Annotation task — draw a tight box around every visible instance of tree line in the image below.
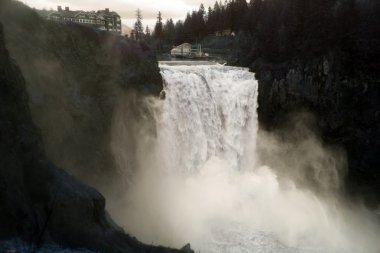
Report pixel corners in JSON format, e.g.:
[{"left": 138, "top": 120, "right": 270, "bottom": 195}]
[{"left": 132, "top": 0, "right": 379, "bottom": 74}]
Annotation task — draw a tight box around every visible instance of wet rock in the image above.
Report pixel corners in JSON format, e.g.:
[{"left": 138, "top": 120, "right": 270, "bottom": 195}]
[{"left": 160, "top": 90, "right": 167, "bottom": 100}]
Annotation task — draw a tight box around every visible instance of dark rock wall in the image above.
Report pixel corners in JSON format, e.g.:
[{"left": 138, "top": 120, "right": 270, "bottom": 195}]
[
  {"left": 0, "top": 0, "right": 162, "bottom": 190},
  {"left": 0, "top": 21, "right": 47, "bottom": 241},
  {"left": 255, "top": 56, "right": 380, "bottom": 206},
  {"left": 0, "top": 1, "right": 193, "bottom": 252},
  {"left": 0, "top": 14, "right": 188, "bottom": 253}
]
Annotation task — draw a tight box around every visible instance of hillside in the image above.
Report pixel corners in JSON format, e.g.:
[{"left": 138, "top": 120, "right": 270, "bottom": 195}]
[
  {"left": 0, "top": 0, "right": 161, "bottom": 192},
  {"left": 0, "top": 0, "right": 191, "bottom": 252}
]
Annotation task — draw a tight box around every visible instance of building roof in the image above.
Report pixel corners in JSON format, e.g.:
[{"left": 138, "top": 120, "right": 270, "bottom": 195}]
[
  {"left": 174, "top": 43, "right": 192, "bottom": 48},
  {"left": 97, "top": 10, "right": 120, "bottom": 17},
  {"left": 48, "top": 7, "right": 120, "bottom": 20}
]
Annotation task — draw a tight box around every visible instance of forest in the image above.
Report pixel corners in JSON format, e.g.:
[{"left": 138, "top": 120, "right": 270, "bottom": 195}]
[{"left": 132, "top": 0, "right": 379, "bottom": 77}]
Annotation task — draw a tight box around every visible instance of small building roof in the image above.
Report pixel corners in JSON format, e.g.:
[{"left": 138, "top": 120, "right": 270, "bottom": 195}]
[{"left": 173, "top": 43, "right": 192, "bottom": 48}]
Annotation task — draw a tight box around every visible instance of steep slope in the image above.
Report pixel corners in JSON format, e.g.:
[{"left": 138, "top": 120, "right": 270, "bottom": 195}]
[
  {"left": 0, "top": 20, "right": 189, "bottom": 253},
  {"left": 0, "top": 0, "right": 161, "bottom": 191}
]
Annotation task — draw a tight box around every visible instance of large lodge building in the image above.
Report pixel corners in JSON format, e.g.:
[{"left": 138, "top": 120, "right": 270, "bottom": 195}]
[{"left": 38, "top": 6, "right": 122, "bottom": 34}]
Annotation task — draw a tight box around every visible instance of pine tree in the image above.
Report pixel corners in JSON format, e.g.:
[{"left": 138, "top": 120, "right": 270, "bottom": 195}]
[
  {"left": 154, "top": 12, "right": 164, "bottom": 51},
  {"left": 197, "top": 4, "right": 206, "bottom": 38},
  {"left": 163, "top": 18, "right": 175, "bottom": 45},
  {"left": 145, "top": 26, "right": 151, "bottom": 39},
  {"left": 154, "top": 11, "right": 163, "bottom": 40},
  {"left": 133, "top": 9, "right": 144, "bottom": 40},
  {"left": 174, "top": 20, "right": 185, "bottom": 45}
]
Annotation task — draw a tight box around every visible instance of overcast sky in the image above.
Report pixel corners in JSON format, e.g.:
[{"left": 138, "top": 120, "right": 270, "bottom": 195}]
[{"left": 21, "top": 0, "right": 218, "bottom": 28}]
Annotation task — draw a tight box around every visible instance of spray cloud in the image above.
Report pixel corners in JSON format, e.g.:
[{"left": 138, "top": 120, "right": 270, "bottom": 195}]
[{"left": 109, "top": 62, "right": 380, "bottom": 253}]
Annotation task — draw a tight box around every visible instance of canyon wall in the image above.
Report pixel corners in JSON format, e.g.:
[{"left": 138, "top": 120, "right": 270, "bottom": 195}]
[{"left": 254, "top": 56, "right": 380, "bottom": 206}]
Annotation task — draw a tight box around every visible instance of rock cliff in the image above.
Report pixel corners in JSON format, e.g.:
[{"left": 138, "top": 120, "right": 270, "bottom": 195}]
[
  {"left": 0, "top": 0, "right": 161, "bottom": 191},
  {"left": 254, "top": 55, "right": 380, "bottom": 206},
  {"left": 0, "top": 16, "right": 188, "bottom": 253},
  {"left": 0, "top": 1, "right": 192, "bottom": 252}
]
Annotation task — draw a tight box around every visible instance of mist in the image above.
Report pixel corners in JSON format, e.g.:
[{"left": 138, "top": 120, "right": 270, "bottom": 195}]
[{"left": 108, "top": 63, "right": 380, "bottom": 253}]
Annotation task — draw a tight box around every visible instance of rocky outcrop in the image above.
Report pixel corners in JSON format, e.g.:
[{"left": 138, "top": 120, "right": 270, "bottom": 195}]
[
  {"left": 0, "top": 20, "right": 190, "bottom": 253},
  {"left": 254, "top": 55, "right": 380, "bottom": 206},
  {"left": 0, "top": 0, "right": 162, "bottom": 191}
]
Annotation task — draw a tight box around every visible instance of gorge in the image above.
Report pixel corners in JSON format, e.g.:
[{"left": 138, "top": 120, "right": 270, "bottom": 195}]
[{"left": 0, "top": 0, "right": 380, "bottom": 252}]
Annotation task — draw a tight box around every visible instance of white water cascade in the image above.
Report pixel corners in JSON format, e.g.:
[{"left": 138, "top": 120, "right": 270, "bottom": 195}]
[
  {"left": 159, "top": 62, "right": 258, "bottom": 174},
  {"left": 120, "top": 61, "right": 380, "bottom": 253}
]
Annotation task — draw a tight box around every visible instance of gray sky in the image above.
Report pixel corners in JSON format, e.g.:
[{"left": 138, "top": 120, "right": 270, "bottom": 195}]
[{"left": 21, "top": 0, "right": 218, "bottom": 28}]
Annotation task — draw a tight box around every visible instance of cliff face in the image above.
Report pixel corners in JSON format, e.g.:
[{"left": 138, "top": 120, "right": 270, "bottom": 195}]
[
  {"left": 0, "top": 1, "right": 193, "bottom": 252},
  {"left": 255, "top": 55, "right": 380, "bottom": 206},
  {"left": 0, "top": 0, "right": 162, "bottom": 190},
  {"left": 0, "top": 11, "right": 188, "bottom": 253}
]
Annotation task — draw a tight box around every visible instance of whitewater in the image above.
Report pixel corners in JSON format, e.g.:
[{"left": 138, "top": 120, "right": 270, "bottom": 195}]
[{"left": 118, "top": 61, "right": 380, "bottom": 253}]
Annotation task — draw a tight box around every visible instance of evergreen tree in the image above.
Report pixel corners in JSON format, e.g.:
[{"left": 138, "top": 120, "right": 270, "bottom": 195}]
[
  {"left": 154, "top": 11, "right": 163, "bottom": 40},
  {"left": 145, "top": 26, "right": 151, "bottom": 39},
  {"left": 197, "top": 4, "right": 207, "bottom": 38},
  {"left": 213, "top": 1, "right": 222, "bottom": 31},
  {"left": 153, "top": 11, "right": 164, "bottom": 51},
  {"left": 206, "top": 6, "right": 214, "bottom": 33},
  {"left": 133, "top": 9, "right": 144, "bottom": 40},
  {"left": 183, "top": 12, "right": 193, "bottom": 42},
  {"left": 174, "top": 20, "right": 185, "bottom": 44},
  {"left": 163, "top": 18, "right": 175, "bottom": 45}
]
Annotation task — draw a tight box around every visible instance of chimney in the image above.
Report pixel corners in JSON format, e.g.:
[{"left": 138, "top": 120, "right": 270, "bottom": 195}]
[
  {"left": 65, "top": 6, "right": 69, "bottom": 11},
  {"left": 57, "top": 6, "right": 62, "bottom": 12},
  {"left": 105, "top": 8, "right": 109, "bottom": 13}
]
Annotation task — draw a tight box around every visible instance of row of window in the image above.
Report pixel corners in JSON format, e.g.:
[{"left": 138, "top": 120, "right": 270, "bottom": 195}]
[
  {"left": 49, "top": 16, "right": 121, "bottom": 31},
  {"left": 61, "top": 17, "right": 104, "bottom": 24},
  {"left": 52, "top": 16, "right": 121, "bottom": 24}
]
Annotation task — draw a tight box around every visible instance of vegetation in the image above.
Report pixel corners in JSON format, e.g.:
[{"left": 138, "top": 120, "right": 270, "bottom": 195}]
[
  {"left": 133, "top": 9, "right": 144, "bottom": 40},
  {"left": 128, "top": 0, "right": 379, "bottom": 76}
]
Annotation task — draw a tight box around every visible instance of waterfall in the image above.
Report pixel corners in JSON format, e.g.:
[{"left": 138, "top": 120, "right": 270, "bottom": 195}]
[
  {"left": 118, "top": 61, "right": 380, "bottom": 253},
  {"left": 158, "top": 62, "right": 258, "bottom": 174}
]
